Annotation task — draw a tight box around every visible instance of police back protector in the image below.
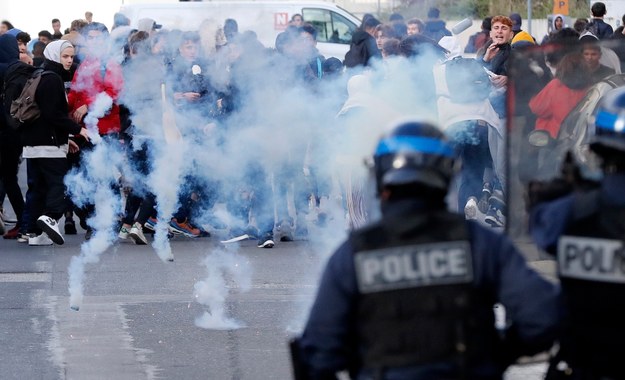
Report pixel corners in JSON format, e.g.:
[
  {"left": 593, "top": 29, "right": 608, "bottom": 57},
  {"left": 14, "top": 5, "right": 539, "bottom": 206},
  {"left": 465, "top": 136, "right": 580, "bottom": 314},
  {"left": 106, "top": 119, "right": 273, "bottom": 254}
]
[
  {"left": 556, "top": 191, "right": 625, "bottom": 377},
  {"left": 350, "top": 211, "right": 497, "bottom": 371}
]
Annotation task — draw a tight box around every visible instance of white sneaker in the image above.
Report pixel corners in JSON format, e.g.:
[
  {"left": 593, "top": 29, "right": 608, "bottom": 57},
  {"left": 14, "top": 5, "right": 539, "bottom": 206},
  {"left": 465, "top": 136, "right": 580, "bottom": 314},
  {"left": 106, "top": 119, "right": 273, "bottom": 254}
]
[
  {"left": 129, "top": 222, "right": 148, "bottom": 245},
  {"left": 464, "top": 196, "right": 478, "bottom": 220},
  {"left": 18, "top": 233, "right": 36, "bottom": 243},
  {"left": 29, "top": 233, "right": 53, "bottom": 246},
  {"left": 36, "top": 216, "right": 64, "bottom": 245},
  {"left": 118, "top": 225, "right": 130, "bottom": 240}
]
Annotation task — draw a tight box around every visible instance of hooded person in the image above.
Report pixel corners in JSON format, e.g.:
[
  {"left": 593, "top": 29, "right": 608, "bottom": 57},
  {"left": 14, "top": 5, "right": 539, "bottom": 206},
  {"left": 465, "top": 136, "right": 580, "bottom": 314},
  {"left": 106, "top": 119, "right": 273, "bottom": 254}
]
[
  {"left": 0, "top": 33, "right": 27, "bottom": 239},
  {"left": 344, "top": 16, "right": 382, "bottom": 69},
  {"left": 19, "top": 40, "right": 89, "bottom": 246},
  {"left": 542, "top": 14, "right": 565, "bottom": 44}
]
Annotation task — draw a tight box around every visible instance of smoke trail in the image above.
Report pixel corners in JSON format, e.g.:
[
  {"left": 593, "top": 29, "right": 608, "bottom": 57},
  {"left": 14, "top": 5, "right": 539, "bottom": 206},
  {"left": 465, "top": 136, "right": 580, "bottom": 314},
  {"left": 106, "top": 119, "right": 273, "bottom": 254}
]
[
  {"left": 194, "top": 248, "right": 252, "bottom": 330},
  {"left": 65, "top": 139, "right": 125, "bottom": 311},
  {"left": 82, "top": 92, "right": 114, "bottom": 145},
  {"left": 146, "top": 139, "right": 186, "bottom": 262}
]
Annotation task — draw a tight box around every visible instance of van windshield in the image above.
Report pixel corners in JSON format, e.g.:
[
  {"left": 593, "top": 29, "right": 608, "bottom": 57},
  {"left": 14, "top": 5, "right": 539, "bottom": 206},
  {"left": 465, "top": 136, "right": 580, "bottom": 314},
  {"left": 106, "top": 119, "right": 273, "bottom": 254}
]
[{"left": 302, "top": 8, "right": 355, "bottom": 44}]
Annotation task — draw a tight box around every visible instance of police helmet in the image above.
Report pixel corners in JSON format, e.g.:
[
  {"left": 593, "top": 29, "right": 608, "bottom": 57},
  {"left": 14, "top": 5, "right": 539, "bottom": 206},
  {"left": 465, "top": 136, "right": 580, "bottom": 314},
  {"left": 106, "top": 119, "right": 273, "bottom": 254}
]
[
  {"left": 373, "top": 120, "right": 456, "bottom": 194},
  {"left": 592, "top": 87, "right": 625, "bottom": 155}
]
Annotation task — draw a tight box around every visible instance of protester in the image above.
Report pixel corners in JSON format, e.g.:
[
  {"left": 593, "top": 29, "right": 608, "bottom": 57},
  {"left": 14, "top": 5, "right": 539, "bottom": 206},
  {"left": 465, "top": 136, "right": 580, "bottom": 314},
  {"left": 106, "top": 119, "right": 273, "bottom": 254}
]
[
  {"left": 20, "top": 40, "right": 89, "bottom": 245},
  {"left": 421, "top": 7, "right": 451, "bottom": 42}
]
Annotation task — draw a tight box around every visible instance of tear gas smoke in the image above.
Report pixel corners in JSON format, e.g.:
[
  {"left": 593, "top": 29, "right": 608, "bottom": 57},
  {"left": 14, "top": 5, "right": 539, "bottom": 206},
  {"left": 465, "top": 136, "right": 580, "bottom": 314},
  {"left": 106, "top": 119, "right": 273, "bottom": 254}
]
[
  {"left": 194, "top": 248, "right": 252, "bottom": 330},
  {"left": 83, "top": 93, "right": 113, "bottom": 145},
  {"left": 62, "top": 25, "right": 507, "bottom": 323},
  {"left": 65, "top": 139, "right": 126, "bottom": 311}
]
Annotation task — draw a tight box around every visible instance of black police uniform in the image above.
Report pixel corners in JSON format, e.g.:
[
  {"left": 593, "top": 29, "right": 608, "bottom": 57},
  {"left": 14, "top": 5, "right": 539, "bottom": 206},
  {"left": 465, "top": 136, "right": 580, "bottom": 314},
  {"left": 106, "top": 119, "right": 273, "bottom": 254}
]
[
  {"left": 535, "top": 187, "right": 625, "bottom": 380},
  {"left": 299, "top": 199, "right": 560, "bottom": 380}
]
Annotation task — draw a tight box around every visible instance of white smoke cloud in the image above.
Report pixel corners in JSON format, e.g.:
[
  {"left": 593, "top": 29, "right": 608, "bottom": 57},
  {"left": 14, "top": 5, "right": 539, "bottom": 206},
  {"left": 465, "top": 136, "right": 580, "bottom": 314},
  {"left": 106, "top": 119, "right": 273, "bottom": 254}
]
[
  {"left": 65, "top": 139, "right": 126, "bottom": 311},
  {"left": 194, "top": 248, "right": 252, "bottom": 330},
  {"left": 62, "top": 25, "right": 508, "bottom": 321}
]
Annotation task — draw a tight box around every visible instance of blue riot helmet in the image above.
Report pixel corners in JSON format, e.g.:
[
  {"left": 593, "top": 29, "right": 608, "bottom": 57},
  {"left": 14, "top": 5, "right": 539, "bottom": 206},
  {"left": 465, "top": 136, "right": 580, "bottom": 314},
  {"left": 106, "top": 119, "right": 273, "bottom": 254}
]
[
  {"left": 373, "top": 120, "right": 457, "bottom": 195},
  {"left": 592, "top": 87, "right": 625, "bottom": 165}
]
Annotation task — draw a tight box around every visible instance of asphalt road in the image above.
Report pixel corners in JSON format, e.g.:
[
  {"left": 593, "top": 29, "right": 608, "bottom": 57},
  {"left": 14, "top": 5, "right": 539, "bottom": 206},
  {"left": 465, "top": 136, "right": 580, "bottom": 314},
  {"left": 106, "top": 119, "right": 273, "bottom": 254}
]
[{"left": 0, "top": 219, "right": 551, "bottom": 380}]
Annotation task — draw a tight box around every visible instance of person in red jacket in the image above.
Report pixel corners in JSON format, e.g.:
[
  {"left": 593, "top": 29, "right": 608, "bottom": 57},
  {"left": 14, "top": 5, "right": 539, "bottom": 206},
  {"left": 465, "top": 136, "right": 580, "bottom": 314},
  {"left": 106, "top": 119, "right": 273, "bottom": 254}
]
[
  {"left": 68, "top": 22, "right": 123, "bottom": 137},
  {"left": 530, "top": 52, "right": 591, "bottom": 140},
  {"left": 66, "top": 22, "right": 124, "bottom": 239},
  {"left": 529, "top": 52, "right": 592, "bottom": 177}
]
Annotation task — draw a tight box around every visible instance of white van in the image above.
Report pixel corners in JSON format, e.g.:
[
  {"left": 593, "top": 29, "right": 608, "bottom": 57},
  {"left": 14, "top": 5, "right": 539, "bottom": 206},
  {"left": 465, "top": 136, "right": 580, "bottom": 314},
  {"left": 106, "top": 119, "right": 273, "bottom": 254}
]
[{"left": 119, "top": 1, "right": 361, "bottom": 59}]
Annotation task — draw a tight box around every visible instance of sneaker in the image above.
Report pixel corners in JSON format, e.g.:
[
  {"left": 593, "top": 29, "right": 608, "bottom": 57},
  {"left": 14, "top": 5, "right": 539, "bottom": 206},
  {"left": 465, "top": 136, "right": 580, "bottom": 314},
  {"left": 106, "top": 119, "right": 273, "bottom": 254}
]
[
  {"left": 257, "top": 233, "right": 275, "bottom": 248},
  {"left": 189, "top": 220, "right": 210, "bottom": 237},
  {"left": 65, "top": 219, "right": 77, "bottom": 235},
  {"left": 3, "top": 225, "right": 20, "bottom": 239},
  {"left": 118, "top": 225, "right": 131, "bottom": 240},
  {"left": 144, "top": 217, "right": 158, "bottom": 231},
  {"left": 29, "top": 233, "right": 53, "bottom": 246},
  {"left": 168, "top": 218, "right": 200, "bottom": 238},
  {"left": 18, "top": 233, "right": 36, "bottom": 243},
  {"left": 484, "top": 207, "right": 505, "bottom": 227},
  {"left": 464, "top": 196, "right": 478, "bottom": 220},
  {"left": 36, "top": 216, "right": 64, "bottom": 245},
  {"left": 85, "top": 229, "right": 93, "bottom": 241},
  {"left": 129, "top": 222, "right": 148, "bottom": 245}
]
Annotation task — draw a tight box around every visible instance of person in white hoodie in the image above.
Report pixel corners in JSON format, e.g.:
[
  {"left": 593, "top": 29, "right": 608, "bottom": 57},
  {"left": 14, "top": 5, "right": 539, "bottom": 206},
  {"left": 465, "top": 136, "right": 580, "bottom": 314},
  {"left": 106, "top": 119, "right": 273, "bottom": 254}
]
[{"left": 541, "top": 14, "right": 565, "bottom": 44}]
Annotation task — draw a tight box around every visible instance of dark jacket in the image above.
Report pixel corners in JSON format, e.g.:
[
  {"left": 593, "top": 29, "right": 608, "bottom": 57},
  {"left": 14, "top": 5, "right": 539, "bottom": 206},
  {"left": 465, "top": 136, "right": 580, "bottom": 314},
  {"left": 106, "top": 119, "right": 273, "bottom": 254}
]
[
  {"left": 530, "top": 173, "right": 625, "bottom": 253},
  {"left": 609, "top": 27, "right": 625, "bottom": 62},
  {"left": 344, "top": 30, "right": 381, "bottom": 68},
  {"left": 17, "top": 58, "right": 81, "bottom": 150},
  {"left": 422, "top": 19, "right": 452, "bottom": 43},
  {"left": 301, "top": 199, "right": 560, "bottom": 379},
  {"left": 0, "top": 34, "right": 20, "bottom": 133},
  {"left": 478, "top": 40, "right": 511, "bottom": 76},
  {"left": 587, "top": 18, "right": 614, "bottom": 40},
  {"left": 168, "top": 56, "right": 219, "bottom": 118}
]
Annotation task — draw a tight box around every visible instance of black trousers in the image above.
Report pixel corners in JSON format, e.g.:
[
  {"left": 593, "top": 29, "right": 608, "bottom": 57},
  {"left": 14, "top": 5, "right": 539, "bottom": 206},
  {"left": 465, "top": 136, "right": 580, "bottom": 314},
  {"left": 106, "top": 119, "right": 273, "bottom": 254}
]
[
  {"left": 0, "top": 131, "right": 25, "bottom": 222},
  {"left": 27, "top": 157, "right": 68, "bottom": 227}
]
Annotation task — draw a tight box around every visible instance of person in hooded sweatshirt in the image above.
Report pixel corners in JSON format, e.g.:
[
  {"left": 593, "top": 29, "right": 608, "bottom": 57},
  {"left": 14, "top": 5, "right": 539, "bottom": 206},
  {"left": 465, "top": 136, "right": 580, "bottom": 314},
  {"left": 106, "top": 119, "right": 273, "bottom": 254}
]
[
  {"left": 20, "top": 40, "right": 89, "bottom": 246},
  {"left": 0, "top": 34, "right": 27, "bottom": 239},
  {"left": 343, "top": 15, "right": 382, "bottom": 69},
  {"left": 542, "top": 14, "right": 565, "bottom": 44}
]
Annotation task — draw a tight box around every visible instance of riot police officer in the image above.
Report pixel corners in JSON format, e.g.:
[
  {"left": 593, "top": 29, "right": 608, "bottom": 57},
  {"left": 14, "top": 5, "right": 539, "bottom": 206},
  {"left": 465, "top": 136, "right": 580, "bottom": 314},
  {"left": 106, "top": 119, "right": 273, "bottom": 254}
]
[
  {"left": 294, "top": 120, "right": 560, "bottom": 380},
  {"left": 530, "top": 87, "right": 625, "bottom": 380}
]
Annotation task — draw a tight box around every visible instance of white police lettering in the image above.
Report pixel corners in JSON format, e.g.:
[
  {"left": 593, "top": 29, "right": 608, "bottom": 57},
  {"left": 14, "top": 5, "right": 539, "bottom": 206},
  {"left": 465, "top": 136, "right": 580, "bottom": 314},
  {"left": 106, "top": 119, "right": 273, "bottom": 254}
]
[
  {"left": 354, "top": 241, "right": 473, "bottom": 293},
  {"left": 558, "top": 236, "right": 625, "bottom": 283}
]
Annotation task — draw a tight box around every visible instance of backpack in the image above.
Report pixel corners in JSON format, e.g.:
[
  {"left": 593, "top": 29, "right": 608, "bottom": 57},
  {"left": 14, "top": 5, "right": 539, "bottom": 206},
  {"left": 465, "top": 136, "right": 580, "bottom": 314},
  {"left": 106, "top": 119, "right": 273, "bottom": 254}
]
[
  {"left": 5, "top": 67, "right": 53, "bottom": 129},
  {"left": 444, "top": 57, "right": 491, "bottom": 103},
  {"left": 344, "top": 38, "right": 369, "bottom": 68},
  {"left": 586, "top": 21, "right": 600, "bottom": 37}
]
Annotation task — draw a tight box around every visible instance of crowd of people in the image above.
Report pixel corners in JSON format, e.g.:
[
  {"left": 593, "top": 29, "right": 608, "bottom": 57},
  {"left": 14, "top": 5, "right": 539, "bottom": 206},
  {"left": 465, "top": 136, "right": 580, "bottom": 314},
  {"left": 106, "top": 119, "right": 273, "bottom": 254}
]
[
  {"left": 0, "top": 2, "right": 623, "bottom": 250},
  {"left": 1, "top": 5, "right": 625, "bottom": 380}
]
